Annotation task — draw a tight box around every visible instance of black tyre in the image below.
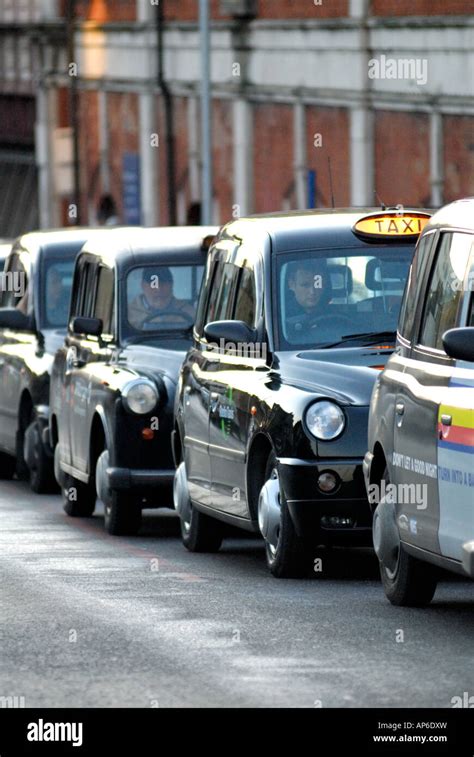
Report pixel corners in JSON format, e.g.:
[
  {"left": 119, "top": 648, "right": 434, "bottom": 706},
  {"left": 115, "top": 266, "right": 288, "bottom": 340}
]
[
  {"left": 0, "top": 450, "right": 16, "bottom": 480},
  {"left": 62, "top": 475, "right": 96, "bottom": 517},
  {"left": 380, "top": 545, "right": 438, "bottom": 607},
  {"left": 95, "top": 449, "right": 142, "bottom": 535},
  {"left": 103, "top": 491, "right": 142, "bottom": 536},
  {"left": 24, "top": 420, "right": 57, "bottom": 494},
  {"left": 377, "top": 466, "right": 438, "bottom": 607},
  {"left": 258, "top": 452, "right": 312, "bottom": 578},
  {"left": 180, "top": 503, "right": 223, "bottom": 553}
]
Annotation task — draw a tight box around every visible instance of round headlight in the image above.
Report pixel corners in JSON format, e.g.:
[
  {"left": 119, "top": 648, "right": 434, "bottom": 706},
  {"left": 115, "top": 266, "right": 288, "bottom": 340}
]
[
  {"left": 305, "top": 401, "right": 345, "bottom": 441},
  {"left": 122, "top": 380, "right": 159, "bottom": 415}
]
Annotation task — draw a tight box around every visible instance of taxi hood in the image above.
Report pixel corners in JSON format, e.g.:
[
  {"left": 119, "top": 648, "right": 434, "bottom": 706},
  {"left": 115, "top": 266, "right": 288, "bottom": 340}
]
[
  {"left": 274, "top": 347, "right": 392, "bottom": 406},
  {"left": 121, "top": 343, "right": 188, "bottom": 384}
]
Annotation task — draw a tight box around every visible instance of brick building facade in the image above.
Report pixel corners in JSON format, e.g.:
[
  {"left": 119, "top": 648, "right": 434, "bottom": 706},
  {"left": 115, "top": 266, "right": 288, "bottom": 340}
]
[{"left": 0, "top": 0, "right": 472, "bottom": 234}]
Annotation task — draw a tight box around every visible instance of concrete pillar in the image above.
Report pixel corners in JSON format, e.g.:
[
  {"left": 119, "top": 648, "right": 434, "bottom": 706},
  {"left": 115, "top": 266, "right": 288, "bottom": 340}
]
[
  {"left": 294, "top": 101, "right": 306, "bottom": 210},
  {"left": 139, "top": 91, "right": 159, "bottom": 226},
  {"left": 233, "top": 98, "right": 253, "bottom": 217},
  {"left": 350, "top": 0, "right": 374, "bottom": 206},
  {"left": 430, "top": 110, "right": 444, "bottom": 208},
  {"left": 35, "top": 84, "right": 53, "bottom": 228},
  {"left": 350, "top": 106, "right": 374, "bottom": 207}
]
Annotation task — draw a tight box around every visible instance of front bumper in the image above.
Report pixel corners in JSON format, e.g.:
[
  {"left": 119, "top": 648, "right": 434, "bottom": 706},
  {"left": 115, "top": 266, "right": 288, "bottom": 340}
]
[
  {"left": 278, "top": 457, "right": 372, "bottom": 545},
  {"left": 107, "top": 467, "right": 174, "bottom": 507}
]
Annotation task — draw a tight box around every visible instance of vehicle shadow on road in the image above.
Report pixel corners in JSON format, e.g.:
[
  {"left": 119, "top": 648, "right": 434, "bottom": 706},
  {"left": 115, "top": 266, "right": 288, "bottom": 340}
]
[{"left": 127, "top": 508, "right": 182, "bottom": 539}]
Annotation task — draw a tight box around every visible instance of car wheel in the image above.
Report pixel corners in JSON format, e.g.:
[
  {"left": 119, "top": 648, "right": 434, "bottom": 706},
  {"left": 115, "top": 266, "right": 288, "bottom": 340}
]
[
  {"left": 376, "top": 467, "right": 438, "bottom": 607},
  {"left": 0, "top": 450, "right": 16, "bottom": 480},
  {"left": 258, "top": 452, "right": 312, "bottom": 578},
  {"left": 62, "top": 475, "right": 96, "bottom": 517},
  {"left": 180, "top": 503, "right": 223, "bottom": 552},
  {"left": 103, "top": 491, "right": 142, "bottom": 536},
  {"left": 24, "top": 419, "right": 57, "bottom": 494},
  {"left": 96, "top": 450, "right": 142, "bottom": 536},
  {"left": 174, "top": 462, "right": 223, "bottom": 552}
]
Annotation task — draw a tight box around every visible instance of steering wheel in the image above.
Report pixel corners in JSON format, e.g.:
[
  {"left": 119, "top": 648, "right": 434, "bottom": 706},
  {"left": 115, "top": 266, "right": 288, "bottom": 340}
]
[
  {"left": 304, "top": 313, "right": 354, "bottom": 330},
  {"left": 141, "top": 309, "right": 194, "bottom": 328}
]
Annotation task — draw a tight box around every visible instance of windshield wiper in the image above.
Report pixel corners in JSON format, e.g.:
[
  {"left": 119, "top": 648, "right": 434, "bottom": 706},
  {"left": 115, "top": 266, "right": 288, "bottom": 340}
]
[{"left": 318, "top": 330, "right": 397, "bottom": 349}]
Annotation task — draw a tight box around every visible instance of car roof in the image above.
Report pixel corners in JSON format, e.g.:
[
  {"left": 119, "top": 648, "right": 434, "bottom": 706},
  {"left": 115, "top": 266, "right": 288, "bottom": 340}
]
[
  {"left": 79, "top": 226, "right": 219, "bottom": 269},
  {"left": 422, "top": 198, "right": 474, "bottom": 233},
  {"left": 220, "top": 207, "right": 432, "bottom": 253},
  {"left": 14, "top": 228, "right": 99, "bottom": 262}
]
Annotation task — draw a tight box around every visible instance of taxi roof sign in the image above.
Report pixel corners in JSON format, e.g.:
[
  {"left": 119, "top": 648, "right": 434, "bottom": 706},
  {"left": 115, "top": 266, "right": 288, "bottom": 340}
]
[{"left": 353, "top": 211, "right": 431, "bottom": 240}]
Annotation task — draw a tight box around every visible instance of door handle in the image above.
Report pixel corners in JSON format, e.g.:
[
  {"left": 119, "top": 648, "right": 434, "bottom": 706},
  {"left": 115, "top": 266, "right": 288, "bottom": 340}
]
[
  {"left": 440, "top": 414, "right": 452, "bottom": 427},
  {"left": 210, "top": 392, "right": 219, "bottom": 401},
  {"left": 395, "top": 403, "right": 405, "bottom": 416}
]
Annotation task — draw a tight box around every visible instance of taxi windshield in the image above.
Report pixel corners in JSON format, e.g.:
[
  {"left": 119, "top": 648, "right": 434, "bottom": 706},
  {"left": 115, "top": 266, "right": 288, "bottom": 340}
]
[
  {"left": 276, "top": 246, "right": 413, "bottom": 349},
  {"left": 125, "top": 263, "right": 204, "bottom": 339}
]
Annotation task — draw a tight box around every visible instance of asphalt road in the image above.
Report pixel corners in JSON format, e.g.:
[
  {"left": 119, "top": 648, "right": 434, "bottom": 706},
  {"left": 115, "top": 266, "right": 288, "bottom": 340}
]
[{"left": 0, "top": 480, "right": 473, "bottom": 708}]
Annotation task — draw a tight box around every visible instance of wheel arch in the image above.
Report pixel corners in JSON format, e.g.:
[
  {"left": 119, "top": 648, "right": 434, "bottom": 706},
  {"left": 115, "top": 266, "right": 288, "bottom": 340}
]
[
  {"left": 172, "top": 417, "right": 185, "bottom": 467},
  {"left": 246, "top": 432, "right": 275, "bottom": 521},
  {"left": 18, "top": 390, "right": 33, "bottom": 431},
  {"left": 370, "top": 441, "right": 389, "bottom": 487},
  {"left": 50, "top": 413, "right": 59, "bottom": 448},
  {"left": 88, "top": 409, "right": 111, "bottom": 480}
]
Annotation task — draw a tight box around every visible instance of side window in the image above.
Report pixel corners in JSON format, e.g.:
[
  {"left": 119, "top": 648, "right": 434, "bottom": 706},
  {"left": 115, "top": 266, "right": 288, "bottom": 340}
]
[
  {"left": 419, "top": 233, "right": 472, "bottom": 351},
  {"left": 212, "top": 263, "right": 236, "bottom": 322},
  {"left": 93, "top": 266, "right": 114, "bottom": 336},
  {"left": 194, "top": 256, "right": 214, "bottom": 337},
  {"left": 70, "top": 260, "right": 95, "bottom": 320},
  {"left": 398, "top": 234, "right": 433, "bottom": 341},
  {"left": 205, "top": 260, "right": 235, "bottom": 325},
  {"left": 233, "top": 266, "right": 256, "bottom": 327}
]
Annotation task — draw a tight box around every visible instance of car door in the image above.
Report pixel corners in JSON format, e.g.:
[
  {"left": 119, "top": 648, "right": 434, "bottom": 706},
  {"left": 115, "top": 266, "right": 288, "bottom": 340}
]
[
  {"left": 207, "top": 259, "right": 263, "bottom": 517},
  {"left": 182, "top": 252, "right": 228, "bottom": 506},
  {"left": 436, "top": 237, "right": 474, "bottom": 562},
  {"left": 62, "top": 256, "right": 97, "bottom": 473},
  {"left": 69, "top": 263, "right": 114, "bottom": 475},
  {"left": 393, "top": 231, "right": 473, "bottom": 555},
  {"left": 0, "top": 249, "right": 32, "bottom": 452}
]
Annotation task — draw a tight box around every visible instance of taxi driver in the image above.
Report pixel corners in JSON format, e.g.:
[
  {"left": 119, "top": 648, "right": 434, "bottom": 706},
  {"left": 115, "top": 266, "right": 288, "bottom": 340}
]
[
  {"left": 128, "top": 266, "right": 193, "bottom": 330},
  {"left": 287, "top": 259, "right": 332, "bottom": 318}
]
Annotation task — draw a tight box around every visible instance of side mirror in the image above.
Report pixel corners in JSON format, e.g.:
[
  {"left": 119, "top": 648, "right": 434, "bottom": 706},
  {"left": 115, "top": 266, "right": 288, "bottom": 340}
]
[
  {"left": 72, "top": 316, "right": 103, "bottom": 337},
  {"left": 0, "top": 308, "right": 34, "bottom": 332},
  {"left": 443, "top": 327, "right": 474, "bottom": 363},
  {"left": 204, "top": 320, "right": 261, "bottom": 356}
]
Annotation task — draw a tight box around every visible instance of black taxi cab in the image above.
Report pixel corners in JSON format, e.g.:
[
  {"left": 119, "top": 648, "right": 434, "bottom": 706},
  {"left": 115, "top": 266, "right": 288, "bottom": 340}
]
[
  {"left": 0, "top": 229, "right": 92, "bottom": 492},
  {"left": 173, "top": 207, "right": 431, "bottom": 577},
  {"left": 50, "top": 226, "right": 217, "bottom": 535},
  {"left": 364, "top": 198, "right": 474, "bottom": 606}
]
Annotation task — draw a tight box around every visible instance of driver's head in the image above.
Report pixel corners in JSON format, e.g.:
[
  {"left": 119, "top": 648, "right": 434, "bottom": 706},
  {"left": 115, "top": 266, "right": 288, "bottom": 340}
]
[
  {"left": 288, "top": 260, "right": 330, "bottom": 313},
  {"left": 141, "top": 266, "right": 174, "bottom": 309}
]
